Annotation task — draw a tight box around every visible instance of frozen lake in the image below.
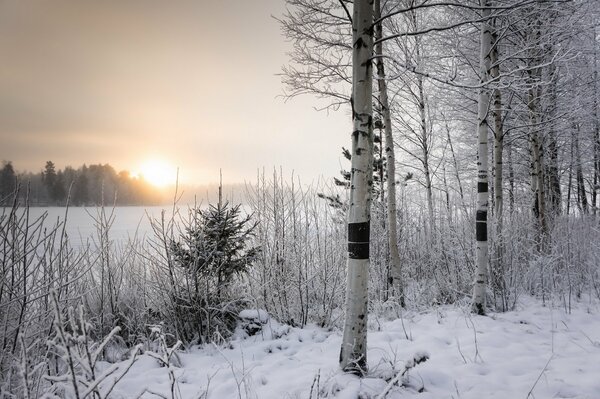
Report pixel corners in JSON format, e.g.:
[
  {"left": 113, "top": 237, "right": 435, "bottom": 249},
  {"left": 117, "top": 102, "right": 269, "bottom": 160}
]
[{"left": 1, "top": 206, "right": 184, "bottom": 248}]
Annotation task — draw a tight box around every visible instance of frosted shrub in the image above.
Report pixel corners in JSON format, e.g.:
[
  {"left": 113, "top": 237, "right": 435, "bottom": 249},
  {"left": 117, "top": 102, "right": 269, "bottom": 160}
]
[
  {"left": 245, "top": 171, "right": 346, "bottom": 328},
  {"left": 0, "top": 196, "right": 87, "bottom": 397},
  {"left": 44, "top": 291, "right": 141, "bottom": 399}
]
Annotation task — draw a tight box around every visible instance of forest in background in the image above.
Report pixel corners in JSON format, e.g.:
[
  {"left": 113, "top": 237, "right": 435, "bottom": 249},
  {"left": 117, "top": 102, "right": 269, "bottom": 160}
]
[
  {"left": 0, "top": 161, "right": 165, "bottom": 206},
  {"left": 0, "top": 161, "right": 248, "bottom": 207}
]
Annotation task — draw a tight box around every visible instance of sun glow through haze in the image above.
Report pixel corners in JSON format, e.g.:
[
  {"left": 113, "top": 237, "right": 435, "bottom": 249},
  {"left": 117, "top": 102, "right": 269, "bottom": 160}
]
[
  {"left": 136, "top": 160, "right": 177, "bottom": 188},
  {"left": 0, "top": 1, "right": 347, "bottom": 186}
]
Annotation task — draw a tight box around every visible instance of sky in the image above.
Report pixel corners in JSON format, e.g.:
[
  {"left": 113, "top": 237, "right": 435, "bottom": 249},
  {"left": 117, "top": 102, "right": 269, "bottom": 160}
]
[{"left": 0, "top": 0, "right": 349, "bottom": 185}]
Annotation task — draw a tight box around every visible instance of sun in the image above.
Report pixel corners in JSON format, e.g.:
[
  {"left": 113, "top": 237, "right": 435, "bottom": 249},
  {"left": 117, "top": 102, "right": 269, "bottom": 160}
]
[{"left": 136, "top": 159, "right": 177, "bottom": 187}]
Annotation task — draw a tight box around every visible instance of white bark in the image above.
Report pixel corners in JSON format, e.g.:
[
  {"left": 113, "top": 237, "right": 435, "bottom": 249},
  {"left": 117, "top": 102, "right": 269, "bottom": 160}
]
[
  {"left": 527, "top": 20, "right": 548, "bottom": 242},
  {"left": 416, "top": 74, "right": 434, "bottom": 230},
  {"left": 472, "top": 0, "right": 492, "bottom": 315},
  {"left": 593, "top": 31, "right": 599, "bottom": 215},
  {"left": 490, "top": 28, "right": 507, "bottom": 310},
  {"left": 374, "top": 0, "right": 403, "bottom": 304},
  {"left": 339, "top": 0, "right": 374, "bottom": 375},
  {"left": 410, "top": 9, "right": 435, "bottom": 231},
  {"left": 574, "top": 125, "right": 588, "bottom": 214},
  {"left": 529, "top": 92, "right": 547, "bottom": 233},
  {"left": 490, "top": 30, "right": 503, "bottom": 227}
]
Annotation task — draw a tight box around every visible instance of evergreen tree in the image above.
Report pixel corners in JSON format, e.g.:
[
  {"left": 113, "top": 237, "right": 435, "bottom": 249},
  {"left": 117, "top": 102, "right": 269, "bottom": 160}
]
[
  {"left": 53, "top": 171, "right": 67, "bottom": 204},
  {"left": 72, "top": 166, "right": 89, "bottom": 206},
  {"left": 42, "top": 161, "right": 58, "bottom": 203},
  {"left": 0, "top": 161, "right": 17, "bottom": 203},
  {"left": 169, "top": 200, "right": 259, "bottom": 342}
]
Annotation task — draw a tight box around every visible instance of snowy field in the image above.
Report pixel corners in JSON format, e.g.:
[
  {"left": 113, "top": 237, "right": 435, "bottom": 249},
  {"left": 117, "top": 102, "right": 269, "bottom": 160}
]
[{"left": 104, "top": 297, "right": 600, "bottom": 399}]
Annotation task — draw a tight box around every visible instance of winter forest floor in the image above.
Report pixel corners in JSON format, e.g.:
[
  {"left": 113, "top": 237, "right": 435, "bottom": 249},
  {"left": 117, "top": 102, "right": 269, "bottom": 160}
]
[{"left": 106, "top": 296, "right": 600, "bottom": 399}]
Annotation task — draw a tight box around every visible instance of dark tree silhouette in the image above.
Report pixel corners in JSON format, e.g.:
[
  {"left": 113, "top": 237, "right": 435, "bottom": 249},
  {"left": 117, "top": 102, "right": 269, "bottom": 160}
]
[{"left": 0, "top": 161, "right": 17, "bottom": 203}]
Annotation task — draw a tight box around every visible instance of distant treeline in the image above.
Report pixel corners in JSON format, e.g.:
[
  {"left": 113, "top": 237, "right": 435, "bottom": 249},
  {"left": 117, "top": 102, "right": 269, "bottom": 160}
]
[{"left": 0, "top": 161, "right": 166, "bottom": 206}]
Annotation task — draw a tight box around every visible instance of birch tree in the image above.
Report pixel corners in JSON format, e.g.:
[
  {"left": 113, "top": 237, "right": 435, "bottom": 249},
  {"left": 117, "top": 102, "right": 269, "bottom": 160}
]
[
  {"left": 339, "top": 0, "right": 374, "bottom": 375},
  {"left": 386, "top": 9, "right": 438, "bottom": 234},
  {"left": 374, "top": 0, "right": 404, "bottom": 304},
  {"left": 472, "top": 0, "right": 492, "bottom": 315},
  {"left": 489, "top": 24, "right": 509, "bottom": 310}
]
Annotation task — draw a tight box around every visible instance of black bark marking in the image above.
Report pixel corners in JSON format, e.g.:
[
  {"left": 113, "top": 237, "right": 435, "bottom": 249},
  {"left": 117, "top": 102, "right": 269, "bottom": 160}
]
[
  {"left": 355, "top": 37, "right": 364, "bottom": 49},
  {"left": 477, "top": 182, "right": 488, "bottom": 193},
  {"left": 476, "top": 210, "right": 487, "bottom": 221},
  {"left": 473, "top": 302, "right": 485, "bottom": 315},
  {"left": 348, "top": 222, "right": 370, "bottom": 242},
  {"left": 476, "top": 210, "right": 487, "bottom": 242},
  {"left": 348, "top": 243, "right": 369, "bottom": 259}
]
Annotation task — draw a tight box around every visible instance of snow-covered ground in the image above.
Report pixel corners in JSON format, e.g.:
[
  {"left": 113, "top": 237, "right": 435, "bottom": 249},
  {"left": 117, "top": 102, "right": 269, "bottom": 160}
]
[{"left": 106, "top": 297, "right": 600, "bottom": 398}]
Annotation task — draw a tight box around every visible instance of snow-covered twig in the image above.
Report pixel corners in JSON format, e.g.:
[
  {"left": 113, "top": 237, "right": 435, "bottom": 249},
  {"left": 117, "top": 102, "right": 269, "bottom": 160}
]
[
  {"left": 375, "top": 352, "right": 429, "bottom": 399},
  {"left": 146, "top": 324, "right": 183, "bottom": 399},
  {"left": 526, "top": 355, "right": 553, "bottom": 399},
  {"left": 45, "top": 291, "right": 141, "bottom": 398}
]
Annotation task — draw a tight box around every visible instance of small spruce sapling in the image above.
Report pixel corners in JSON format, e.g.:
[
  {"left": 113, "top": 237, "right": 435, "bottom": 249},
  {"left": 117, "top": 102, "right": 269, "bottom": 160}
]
[{"left": 170, "top": 201, "right": 259, "bottom": 343}]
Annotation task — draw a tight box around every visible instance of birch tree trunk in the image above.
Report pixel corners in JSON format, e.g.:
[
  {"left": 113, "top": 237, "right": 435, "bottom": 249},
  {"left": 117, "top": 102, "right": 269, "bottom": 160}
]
[
  {"left": 527, "top": 17, "right": 548, "bottom": 246},
  {"left": 593, "top": 34, "right": 599, "bottom": 215},
  {"left": 567, "top": 139, "right": 574, "bottom": 215},
  {"left": 490, "top": 28, "right": 507, "bottom": 310},
  {"left": 472, "top": 0, "right": 492, "bottom": 315},
  {"left": 446, "top": 123, "right": 468, "bottom": 217},
  {"left": 374, "top": 0, "right": 403, "bottom": 305},
  {"left": 507, "top": 140, "right": 515, "bottom": 213},
  {"left": 574, "top": 124, "right": 589, "bottom": 214},
  {"left": 339, "top": 0, "right": 374, "bottom": 376},
  {"left": 418, "top": 73, "right": 435, "bottom": 231},
  {"left": 528, "top": 70, "right": 548, "bottom": 244},
  {"left": 546, "top": 57, "right": 561, "bottom": 218},
  {"left": 410, "top": 9, "right": 435, "bottom": 231},
  {"left": 529, "top": 91, "right": 547, "bottom": 242},
  {"left": 491, "top": 31, "right": 503, "bottom": 227}
]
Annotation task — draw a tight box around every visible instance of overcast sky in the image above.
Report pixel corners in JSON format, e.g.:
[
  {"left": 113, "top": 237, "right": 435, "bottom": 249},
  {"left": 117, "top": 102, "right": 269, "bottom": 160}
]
[{"left": 0, "top": 0, "right": 349, "bottom": 185}]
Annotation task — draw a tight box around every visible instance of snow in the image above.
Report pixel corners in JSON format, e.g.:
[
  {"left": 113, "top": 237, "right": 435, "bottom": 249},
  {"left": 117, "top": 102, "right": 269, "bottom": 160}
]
[
  {"left": 105, "top": 297, "right": 600, "bottom": 398},
  {"left": 239, "top": 309, "right": 270, "bottom": 324}
]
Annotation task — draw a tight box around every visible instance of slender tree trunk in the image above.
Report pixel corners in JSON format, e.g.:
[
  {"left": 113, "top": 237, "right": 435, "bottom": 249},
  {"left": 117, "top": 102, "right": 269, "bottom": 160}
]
[
  {"left": 443, "top": 167, "right": 452, "bottom": 224},
  {"left": 547, "top": 131, "right": 561, "bottom": 216},
  {"left": 593, "top": 33, "right": 599, "bottom": 216},
  {"left": 418, "top": 76, "right": 434, "bottom": 230},
  {"left": 374, "top": 0, "right": 404, "bottom": 306},
  {"left": 567, "top": 139, "right": 574, "bottom": 215},
  {"left": 340, "top": 0, "right": 374, "bottom": 376},
  {"left": 491, "top": 32, "right": 503, "bottom": 226},
  {"left": 529, "top": 90, "right": 547, "bottom": 242},
  {"left": 545, "top": 58, "right": 561, "bottom": 218},
  {"left": 445, "top": 122, "right": 468, "bottom": 217},
  {"left": 407, "top": 9, "right": 434, "bottom": 231},
  {"left": 507, "top": 140, "right": 515, "bottom": 213},
  {"left": 472, "top": 0, "right": 492, "bottom": 315},
  {"left": 490, "top": 28, "right": 507, "bottom": 310},
  {"left": 574, "top": 124, "right": 589, "bottom": 214},
  {"left": 527, "top": 19, "right": 548, "bottom": 247}
]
